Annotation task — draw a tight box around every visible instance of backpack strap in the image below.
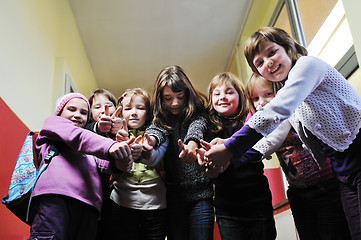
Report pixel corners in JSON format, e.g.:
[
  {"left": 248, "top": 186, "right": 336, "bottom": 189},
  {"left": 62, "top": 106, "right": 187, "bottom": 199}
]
[
  {"left": 31, "top": 131, "right": 40, "bottom": 168},
  {"left": 44, "top": 145, "right": 58, "bottom": 163},
  {"left": 26, "top": 145, "right": 58, "bottom": 222}
]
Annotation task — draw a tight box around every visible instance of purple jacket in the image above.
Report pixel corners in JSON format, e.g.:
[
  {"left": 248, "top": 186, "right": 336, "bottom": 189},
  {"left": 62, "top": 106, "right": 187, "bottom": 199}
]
[{"left": 33, "top": 116, "right": 117, "bottom": 213}]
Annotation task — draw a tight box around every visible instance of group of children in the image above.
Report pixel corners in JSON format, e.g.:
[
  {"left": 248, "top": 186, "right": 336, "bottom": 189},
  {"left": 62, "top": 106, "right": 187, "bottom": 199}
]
[{"left": 27, "top": 26, "right": 360, "bottom": 240}]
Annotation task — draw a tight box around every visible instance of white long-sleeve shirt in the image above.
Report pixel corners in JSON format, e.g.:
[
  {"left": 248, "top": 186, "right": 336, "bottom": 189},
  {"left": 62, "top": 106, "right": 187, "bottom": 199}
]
[{"left": 248, "top": 56, "right": 361, "bottom": 152}]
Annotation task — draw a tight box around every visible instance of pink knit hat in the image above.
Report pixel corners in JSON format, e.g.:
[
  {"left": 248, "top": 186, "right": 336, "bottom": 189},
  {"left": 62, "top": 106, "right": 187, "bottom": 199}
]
[{"left": 55, "top": 93, "right": 91, "bottom": 118}]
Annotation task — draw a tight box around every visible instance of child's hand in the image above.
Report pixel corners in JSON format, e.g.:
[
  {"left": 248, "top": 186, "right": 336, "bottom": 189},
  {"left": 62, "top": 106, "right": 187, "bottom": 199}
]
[
  {"left": 204, "top": 143, "right": 232, "bottom": 170},
  {"left": 130, "top": 136, "right": 143, "bottom": 161},
  {"left": 111, "top": 138, "right": 135, "bottom": 172},
  {"left": 210, "top": 137, "right": 228, "bottom": 145},
  {"left": 196, "top": 147, "right": 207, "bottom": 169},
  {"left": 109, "top": 140, "right": 132, "bottom": 160},
  {"left": 196, "top": 140, "right": 214, "bottom": 169},
  {"left": 110, "top": 107, "right": 123, "bottom": 134},
  {"left": 98, "top": 105, "right": 113, "bottom": 133},
  {"left": 147, "top": 135, "right": 158, "bottom": 147},
  {"left": 115, "top": 156, "right": 134, "bottom": 172},
  {"left": 196, "top": 141, "right": 227, "bottom": 177},
  {"left": 114, "top": 156, "right": 133, "bottom": 172},
  {"left": 116, "top": 119, "right": 129, "bottom": 142},
  {"left": 178, "top": 140, "right": 197, "bottom": 164},
  {"left": 197, "top": 140, "right": 211, "bottom": 167},
  {"left": 141, "top": 133, "right": 154, "bottom": 160},
  {"left": 204, "top": 166, "right": 221, "bottom": 178}
]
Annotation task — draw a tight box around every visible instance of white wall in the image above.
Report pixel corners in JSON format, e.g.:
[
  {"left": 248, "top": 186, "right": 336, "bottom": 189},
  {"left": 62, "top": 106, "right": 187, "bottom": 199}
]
[{"left": 275, "top": 209, "right": 299, "bottom": 240}]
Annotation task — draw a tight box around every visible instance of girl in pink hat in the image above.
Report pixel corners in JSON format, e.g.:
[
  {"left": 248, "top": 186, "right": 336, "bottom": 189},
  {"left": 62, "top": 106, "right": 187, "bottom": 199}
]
[{"left": 29, "top": 92, "right": 134, "bottom": 240}]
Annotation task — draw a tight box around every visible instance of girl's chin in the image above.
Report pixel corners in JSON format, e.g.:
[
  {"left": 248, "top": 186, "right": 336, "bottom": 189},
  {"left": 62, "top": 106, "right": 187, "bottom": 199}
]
[
  {"left": 170, "top": 110, "right": 180, "bottom": 115},
  {"left": 74, "top": 123, "right": 84, "bottom": 128},
  {"left": 217, "top": 110, "right": 233, "bottom": 117},
  {"left": 268, "top": 79, "right": 281, "bottom": 82},
  {"left": 271, "top": 72, "right": 287, "bottom": 82},
  {"left": 268, "top": 74, "right": 283, "bottom": 82},
  {"left": 128, "top": 124, "right": 142, "bottom": 129}
]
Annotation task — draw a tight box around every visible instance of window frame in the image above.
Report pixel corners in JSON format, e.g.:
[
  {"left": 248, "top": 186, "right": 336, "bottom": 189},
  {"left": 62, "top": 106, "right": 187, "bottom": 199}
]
[{"left": 269, "top": 0, "right": 358, "bottom": 78}]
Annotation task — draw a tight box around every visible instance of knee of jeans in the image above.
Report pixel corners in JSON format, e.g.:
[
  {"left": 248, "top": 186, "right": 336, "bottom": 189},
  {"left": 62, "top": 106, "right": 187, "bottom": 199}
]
[{"left": 29, "top": 231, "right": 55, "bottom": 240}]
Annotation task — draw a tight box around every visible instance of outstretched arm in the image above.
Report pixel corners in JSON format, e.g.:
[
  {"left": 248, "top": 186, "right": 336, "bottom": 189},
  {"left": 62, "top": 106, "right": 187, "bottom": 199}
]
[
  {"left": 205, "top": 124, "right": 263, "bottom": 168},
  {"left": 139, "top": 134, "right": 169, "bottom": 167}
]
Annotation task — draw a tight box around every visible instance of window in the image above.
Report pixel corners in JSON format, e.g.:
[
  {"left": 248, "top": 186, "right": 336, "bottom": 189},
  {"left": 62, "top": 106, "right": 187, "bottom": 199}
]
[
  {"left": 270, "top": 0, "right": 358, "bottom": 77},
  {"left": 297, "top": 0, "right": 338, "bottom": 47},
  {"left": 273, "top": 3, "right": 292, "bottom": 38},
  {"left": 65, "top": 73, "right": 76, "bottom": 93}
]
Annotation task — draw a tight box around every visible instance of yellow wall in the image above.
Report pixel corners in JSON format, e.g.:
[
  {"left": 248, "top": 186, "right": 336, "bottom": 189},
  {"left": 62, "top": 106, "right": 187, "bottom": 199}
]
[
  {"left": 229, "top": 0, "right": 279, "bottom": 83},
  {"left": 0, "top": 0, "right": 97, "bottom": 130},
  {"left": 227, "top": 0, "right": 281, "bottom": 169}
]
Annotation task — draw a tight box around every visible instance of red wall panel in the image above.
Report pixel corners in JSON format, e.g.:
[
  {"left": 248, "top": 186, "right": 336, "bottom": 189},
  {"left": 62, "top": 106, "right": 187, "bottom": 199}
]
[
  {"left": 264, "top": 167, "right": 286, "bottom": 206},
  {"left": 0, "top": 97, "right": 30, "bottom": 239}
]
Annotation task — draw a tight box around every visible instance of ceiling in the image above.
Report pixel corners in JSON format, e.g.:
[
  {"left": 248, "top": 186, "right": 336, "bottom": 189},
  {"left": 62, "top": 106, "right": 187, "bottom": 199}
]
[{"left": 69, "top": 0, "right": 252, "bottom": 97}]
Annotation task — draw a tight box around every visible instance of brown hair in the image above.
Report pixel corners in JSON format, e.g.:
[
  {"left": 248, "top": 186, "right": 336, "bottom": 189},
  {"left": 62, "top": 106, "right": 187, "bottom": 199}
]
[
  {"left": 152, "top": 65, "right": 207, "bottom": 132},
  {"left": 207, "top": 72, "right": 248, "bottom": 133},
  {"left": 244, "top": 27, "right": 308, "bottom": 75},
  {"left": 88, "top": 88, "right": 117, "bottom": 121}
]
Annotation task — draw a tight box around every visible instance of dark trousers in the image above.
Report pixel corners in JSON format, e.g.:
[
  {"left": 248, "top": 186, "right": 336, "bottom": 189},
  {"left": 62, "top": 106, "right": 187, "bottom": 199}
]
[
  {"left": 338, "top": 171, "right": 361, "bottom": 240},
  {"left": 216, "top": 208, "right": 276, "bottom": 240},
  {"left": 287, "top": 178, "right": 351, "bottom": 240},
  {"left": 166, "top": 198, "right": 214, "bottom": 240},
  {"left": 29, "top": 194, "right": 98, "bottom": 240},
  {"left": 111, "top": 203, "right": 167, "bottom": 240},
  {"left": 96, "top": 174, "right": 113, "bottom": 240}
]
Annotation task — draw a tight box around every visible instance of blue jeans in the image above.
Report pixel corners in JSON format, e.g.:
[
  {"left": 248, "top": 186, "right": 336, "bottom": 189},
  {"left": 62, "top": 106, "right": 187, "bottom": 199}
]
[
  {"left": 287, "top": 178, "right": 351, "bottom": 240},
  {"left": 338, "top": 171, "right": 361, "bottom": 240},
  {"left": 216, "top": 209, "right": 276, "bottom": 240},
  {"left": 166, "top": 198, "right": 214, "bottom": 240}
]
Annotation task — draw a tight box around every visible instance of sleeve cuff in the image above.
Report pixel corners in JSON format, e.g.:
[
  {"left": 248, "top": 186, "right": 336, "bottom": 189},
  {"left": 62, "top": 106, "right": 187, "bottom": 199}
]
[
  {"left": 231, "top": 148, "right": 263, "bottom": 168},
  {"left": 224, "top": 124, "right": 263, "bottom": 160}
]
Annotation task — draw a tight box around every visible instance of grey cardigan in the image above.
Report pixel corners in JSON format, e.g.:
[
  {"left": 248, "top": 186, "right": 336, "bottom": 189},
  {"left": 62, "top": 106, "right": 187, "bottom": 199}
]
[{"left": 146, "top": 114, "right": 213, "bottom": 203}]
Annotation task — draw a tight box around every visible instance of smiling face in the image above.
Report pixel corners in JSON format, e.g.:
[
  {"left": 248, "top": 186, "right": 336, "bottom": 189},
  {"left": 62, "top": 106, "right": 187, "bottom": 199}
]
[
  {"left": 252, "top": 41, "right": 292, "bottom": 82},
  {"left": 60, "top": 98, "right": 89, "bottom": 128},
  {"left": 162, "top": 86, "right": 185, "bottom": 116},
  {"left": 91, "top": 94, "right": 116, "bottom": 122},
  {"left": 212, "top": 82, "right": 239, "bottom": 117},
  {"left": 121, "top": 95, "right": 147, "bottom": 129}
]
